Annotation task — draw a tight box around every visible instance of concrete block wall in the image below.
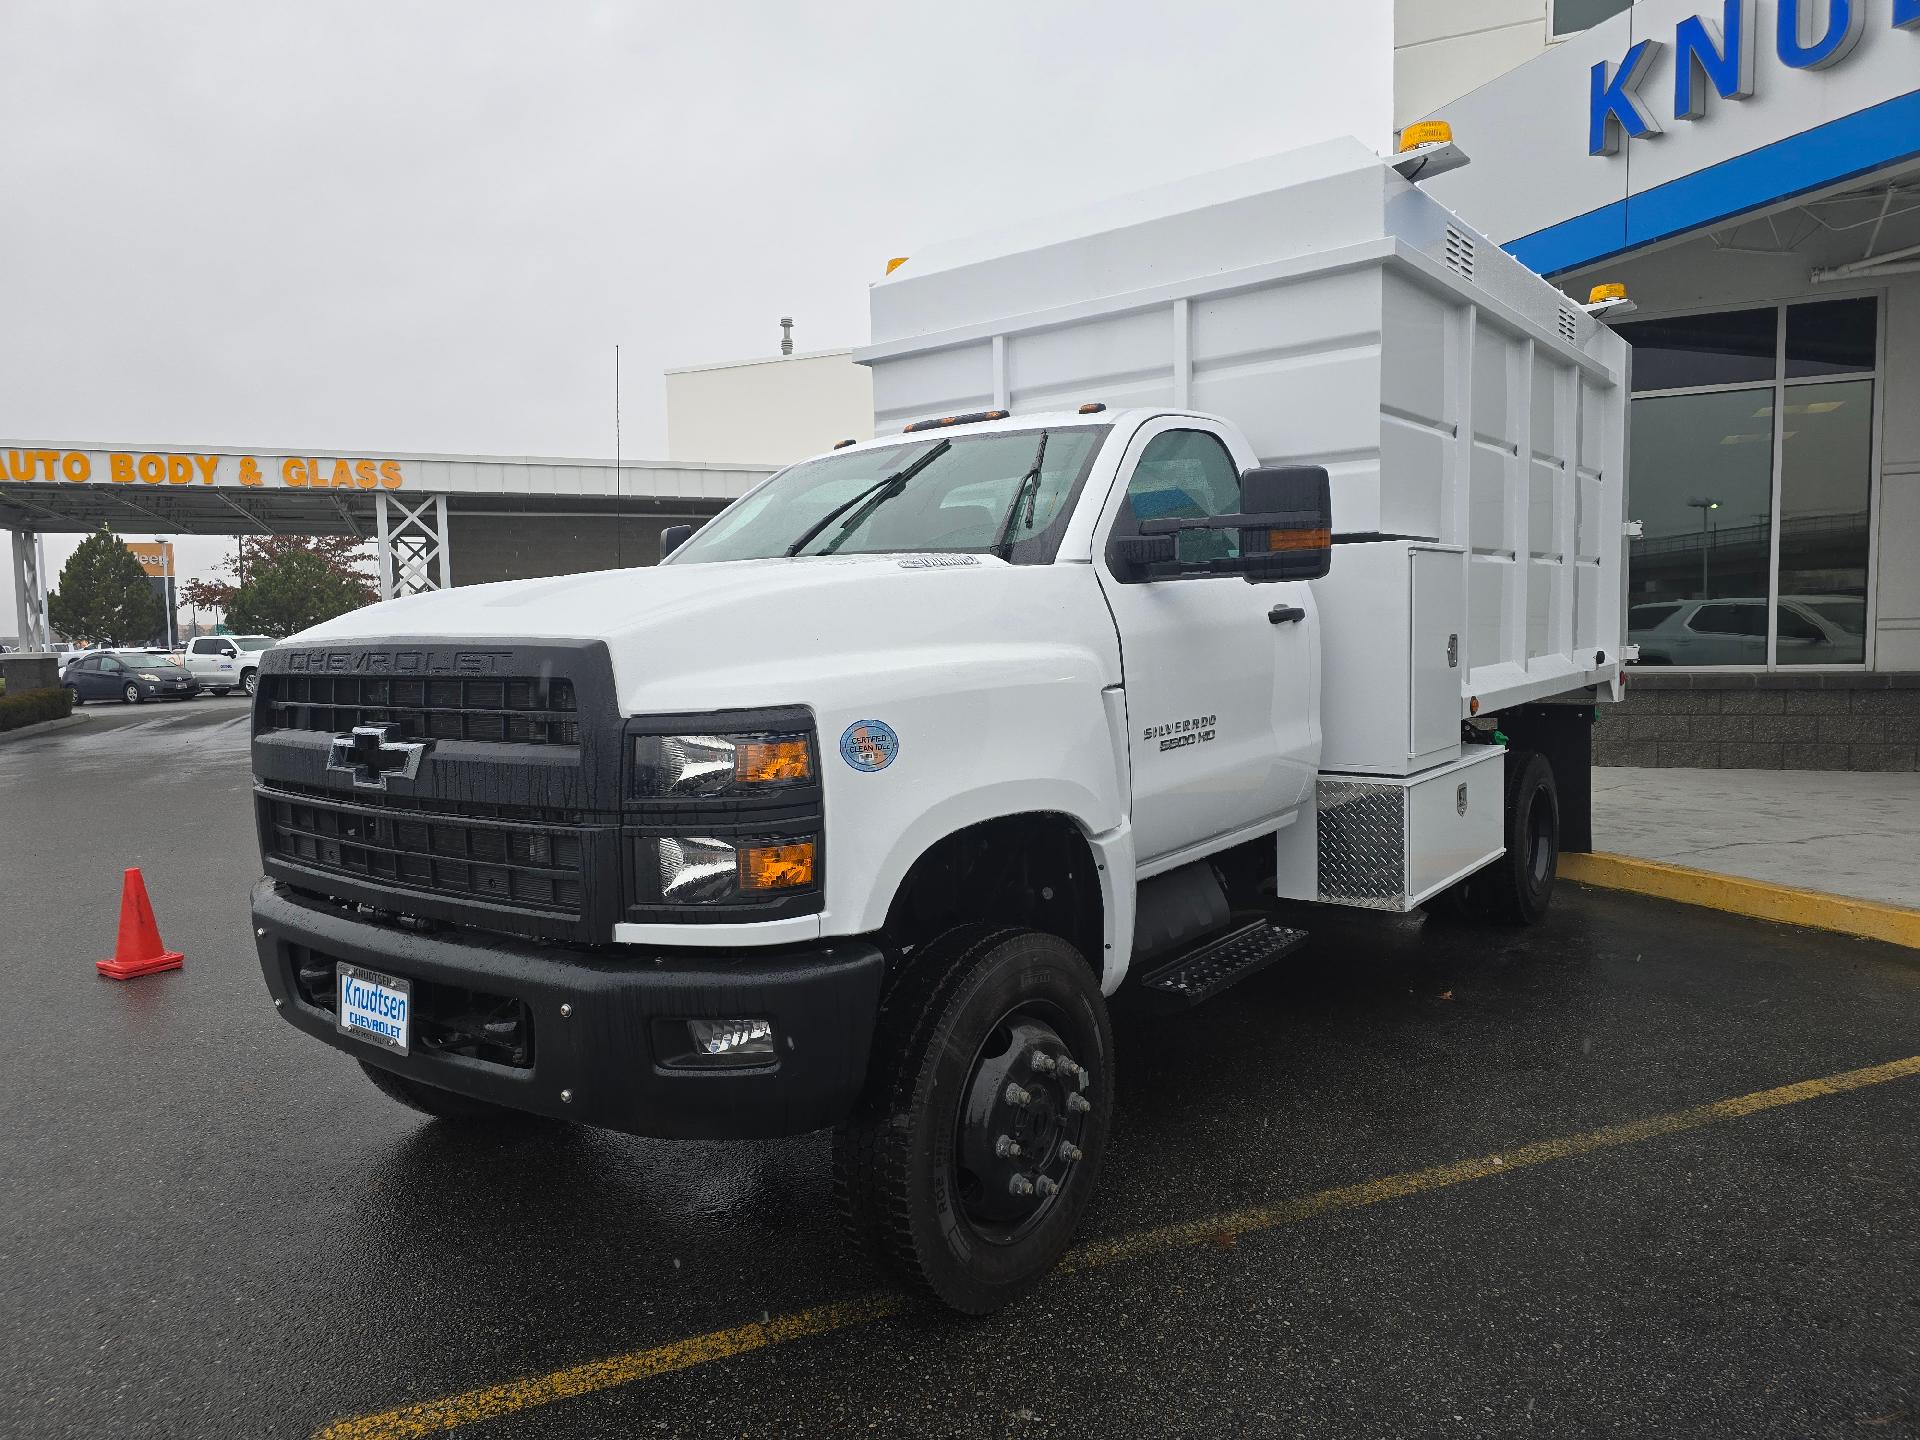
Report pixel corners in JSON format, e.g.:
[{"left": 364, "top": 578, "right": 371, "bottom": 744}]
[{"left": 1596, "top": 672, "right": 1920, "bottom": 771}]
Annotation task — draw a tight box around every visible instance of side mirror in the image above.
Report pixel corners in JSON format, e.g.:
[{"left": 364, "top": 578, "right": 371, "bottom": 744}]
[
  {"left": 659, "top": 523, "right": 696, "bottom": 559},
  {"left": 1234, "top": 465, "right": 1332, "bottom": 582}
]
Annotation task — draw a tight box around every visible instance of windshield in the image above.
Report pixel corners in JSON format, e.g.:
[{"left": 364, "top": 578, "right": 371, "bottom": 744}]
[
  {"left": 234, "top": 637, "right": 274, "bottom": 651},
  {"left": 671, "top": 426, "right": 1110, "bottom": 565},
  {"left": 138, "top": 659, "right": 188, "bottom": 674}
]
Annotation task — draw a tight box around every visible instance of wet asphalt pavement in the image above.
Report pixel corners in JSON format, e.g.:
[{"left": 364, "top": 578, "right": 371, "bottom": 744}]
[{"left": 3, "top": 700, "right": 1918, "bottom": 1439}]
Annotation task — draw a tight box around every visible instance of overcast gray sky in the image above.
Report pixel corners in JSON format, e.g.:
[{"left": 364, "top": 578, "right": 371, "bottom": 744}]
[{"left": 2, "top": 0, "right": 1389, "bottom": 637}]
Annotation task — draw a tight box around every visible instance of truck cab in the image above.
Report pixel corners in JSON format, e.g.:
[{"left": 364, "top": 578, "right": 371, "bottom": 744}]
[{"left": 249, "top": 137, "right": 1628, "bottom": 1314}]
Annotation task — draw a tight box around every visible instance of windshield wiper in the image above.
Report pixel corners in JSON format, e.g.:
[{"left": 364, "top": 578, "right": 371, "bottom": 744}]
[
  {"left": 993, "top": 431, "right": 1048, "bottom": 561},
  {"left": 785, "top": 439, "right": 952, "bottom": 557}
]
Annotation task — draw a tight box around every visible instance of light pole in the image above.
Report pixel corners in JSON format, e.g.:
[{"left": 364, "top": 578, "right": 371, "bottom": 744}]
[{"left": 1687, "top": 497, "right": 1719, "bottom": 597}]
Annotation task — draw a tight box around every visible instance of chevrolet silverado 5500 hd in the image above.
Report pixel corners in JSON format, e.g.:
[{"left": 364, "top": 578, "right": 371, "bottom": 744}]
[{"left": 250, "top": 137, "right": 1630, "bottom": 1313}]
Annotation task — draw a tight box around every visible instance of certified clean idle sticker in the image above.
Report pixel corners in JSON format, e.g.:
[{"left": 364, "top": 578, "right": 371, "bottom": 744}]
[{"left": 839, "top": 719, "right": 899, "bottom": 772}]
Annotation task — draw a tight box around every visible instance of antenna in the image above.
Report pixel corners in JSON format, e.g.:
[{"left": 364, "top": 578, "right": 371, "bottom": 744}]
[
  {"left": 780, "top": 317, "right": 794, "bottom": 356},
  {"left": 614, "top": 343, "right": 622, "bottom": 568}
]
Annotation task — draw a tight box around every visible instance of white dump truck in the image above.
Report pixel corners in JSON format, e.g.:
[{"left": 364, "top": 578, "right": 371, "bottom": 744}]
[{"left": 249, "top": 136, "right": 1630, "bottom": 1313}]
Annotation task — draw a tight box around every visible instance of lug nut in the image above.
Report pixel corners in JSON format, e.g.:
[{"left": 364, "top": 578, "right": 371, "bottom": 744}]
[
  {"left": 1029, "top": 1052, "right": 1056, "bottom": 1074},
  {"left": 1035, "top": 1175, "right": 1060, "bottom": 1198},
  {"left": 995, "top": 1134, "right": 1023, "bottom": 1158},
  {"left": 1059, "top": 1142, "right": 1083, "bottom": 1162},
  {"left": 1067, "top": 1092, "right": 1091, "bottom": 1114},
  {"left": 1009, "top": 1174, "right": 1036, "bottom": 1197},
  {"left": 1005, "top": 1083, "right": 1033, "bottom": 1107}
]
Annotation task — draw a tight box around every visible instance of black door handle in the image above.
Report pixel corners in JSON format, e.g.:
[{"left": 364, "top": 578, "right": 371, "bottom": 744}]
[{"left": 1268, "top": 605, "right": 1306, "bottom": 625}]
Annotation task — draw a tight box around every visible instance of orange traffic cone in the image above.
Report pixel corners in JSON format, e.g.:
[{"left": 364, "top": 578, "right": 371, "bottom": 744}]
[{"left": 96, "top": 868, "right": 184, "bottom": 981}]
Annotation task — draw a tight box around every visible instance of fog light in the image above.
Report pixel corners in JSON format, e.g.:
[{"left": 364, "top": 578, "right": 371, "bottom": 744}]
[{"left": 653, "top": 1017, "right": 777, "bottom": 1069}]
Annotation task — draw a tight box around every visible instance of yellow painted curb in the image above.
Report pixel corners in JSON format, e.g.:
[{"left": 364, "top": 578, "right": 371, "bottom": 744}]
[{"left": 1561, "top": 851, "right": 1920, "bottom": 950}]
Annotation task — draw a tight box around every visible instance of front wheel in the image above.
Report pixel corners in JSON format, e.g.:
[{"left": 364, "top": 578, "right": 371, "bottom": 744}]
[
  {"left": 241, "top": 669, "right": 258, "bottom": 697},
  {"left": 64, "top": 685, "right": 81, "bottom": 708},
  {"left": 832, "top": 926, "right": 1114, "bottom": 1314},
  {"left": 122, "top": 682, "right": 142, "bottom": 705}
]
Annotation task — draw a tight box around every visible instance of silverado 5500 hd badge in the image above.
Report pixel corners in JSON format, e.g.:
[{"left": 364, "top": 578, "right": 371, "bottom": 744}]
[{"left": 1144, "top": 714, "right": 1217, "bottom": 752}]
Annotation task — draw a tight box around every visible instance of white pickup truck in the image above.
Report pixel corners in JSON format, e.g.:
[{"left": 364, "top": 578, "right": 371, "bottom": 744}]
[
  {"left": 248, "top": 137, "right": 1629, "bottom": 1313},
  {"left": 180, "top": 634, "right": 275, "bottom": 695}
]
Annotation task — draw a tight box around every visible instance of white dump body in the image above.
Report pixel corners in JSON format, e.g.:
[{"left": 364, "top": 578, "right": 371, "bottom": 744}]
[{"left": 857, "top": 138, "right": 1630, "bottom": 773}]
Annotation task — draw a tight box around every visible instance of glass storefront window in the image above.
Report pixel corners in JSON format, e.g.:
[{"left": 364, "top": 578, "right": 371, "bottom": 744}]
[
  {"left": 1552, "top": 0, "right": 1633, "bottom": 38},
  {"left": 1776, "top": 379, "right": 1872, "bottom": 665},
  {"left": 1627, "top": 389, "right": 1775, "bottom": 666},
  {"left": 1620, "top": 300, "right": 1878, "bottom": 669},
  {"left": 1619, "top": 308, "right": 1777, "bottom": 393},
  {"left": 1786, "top": 298, "right": 1877, "bottom": 378}
]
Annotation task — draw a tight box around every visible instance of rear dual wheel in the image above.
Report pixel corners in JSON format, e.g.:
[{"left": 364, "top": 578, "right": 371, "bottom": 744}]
[
  {"left": 1428, "top": 749, "right": 1559, "bottom": 925},
  {"left": 833, "top": 926, "right": 1113, "bottom": 1314}
]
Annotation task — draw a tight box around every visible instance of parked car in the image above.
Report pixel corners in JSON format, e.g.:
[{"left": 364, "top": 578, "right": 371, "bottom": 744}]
[
  {"left": 180, "top": 634, "right": 276, "bottom": 696},
  {"left": 1629, "top": 596, "right": 1864, "bottom": 666},
  {"left": 63, "top": 652, "right": 202, "bottom": 705}
]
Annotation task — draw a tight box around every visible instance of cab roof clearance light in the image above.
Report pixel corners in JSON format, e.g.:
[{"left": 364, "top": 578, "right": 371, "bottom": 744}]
[{"left": 903, "top": 410, "right": 1009, "bottom": 434}]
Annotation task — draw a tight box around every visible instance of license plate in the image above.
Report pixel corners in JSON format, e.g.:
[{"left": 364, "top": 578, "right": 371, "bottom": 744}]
[{"left": 337, "top": 963, "right": 411, "bottom": 1055}]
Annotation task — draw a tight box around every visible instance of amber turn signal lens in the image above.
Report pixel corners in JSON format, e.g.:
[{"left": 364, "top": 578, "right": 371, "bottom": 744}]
[
  {"left": 1265, "top": 526, "right": 1332, "bottom": 552},
  {"left": 741, "top": 841, "right": 815, "bottom": 892},
  {"left": 734, "top": 737, "right": 812, "bottom": 785}
]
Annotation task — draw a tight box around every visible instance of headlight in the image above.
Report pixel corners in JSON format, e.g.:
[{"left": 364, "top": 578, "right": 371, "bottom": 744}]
[
  {"left": 136, "top": 672, "right": 160, "bottom": 682},
  {"left": 633, "top": 731, "right": 814, "bottom": 798},
  {"left": 657, "top": 835, "right": 817, "bottom": 905}
]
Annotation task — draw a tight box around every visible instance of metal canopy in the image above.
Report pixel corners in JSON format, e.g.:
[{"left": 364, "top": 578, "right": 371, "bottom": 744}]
[{"left": 3, "top": 442, "right": 773, "bottom": 650}]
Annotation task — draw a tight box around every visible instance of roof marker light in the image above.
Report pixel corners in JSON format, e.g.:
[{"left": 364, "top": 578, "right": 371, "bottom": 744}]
[
  {"left": 1390, "top": 120, "right": 1469, "bottom": 181},
  {"left": 1078, "top": 402, "right": 1107, "bottom": 414},
  {"left": 902, "top": 410, "right": 1008, "bottom": 434},
  {"left": 885, "top": 257, "right": 910, "bottom": 275},
  {"left": 833, "top": 438, "right": 857, "bottom": 449},
  {"left": 1398, "top": 121, "right": 1452, "bottom": 152},
  {"left": 1583, "top": 282, "right": 1638, "bottom": 320}
]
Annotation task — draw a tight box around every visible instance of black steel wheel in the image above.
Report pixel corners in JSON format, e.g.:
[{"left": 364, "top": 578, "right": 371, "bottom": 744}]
[
  {"left": 832, "top": 926, "right": 1113, "bottom": 1314},
  {"left": 357, "top": 1060, "right": 568, "bottom": 1128},
  {"left": 1478, "top": 749, "right": 1559, "bottom": 925}
]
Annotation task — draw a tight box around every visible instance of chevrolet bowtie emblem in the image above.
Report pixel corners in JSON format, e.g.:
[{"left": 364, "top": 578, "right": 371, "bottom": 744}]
[{"left": 327, "top": 723, "right": 431, "bottom": 790}]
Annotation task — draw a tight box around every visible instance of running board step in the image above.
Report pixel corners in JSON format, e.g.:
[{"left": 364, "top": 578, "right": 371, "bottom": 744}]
[{"left": 1138, "top": 920, "right": 1309, "bottom": 1007}]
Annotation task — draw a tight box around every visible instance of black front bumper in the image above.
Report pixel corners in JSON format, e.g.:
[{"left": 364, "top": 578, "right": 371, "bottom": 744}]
[{"left": 252, "top": 879, "right": 886, "bottom": 1139}]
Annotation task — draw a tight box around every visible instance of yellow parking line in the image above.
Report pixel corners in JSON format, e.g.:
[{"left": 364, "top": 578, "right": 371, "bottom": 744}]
[
  {"left": 317, "top": 1052, "right": 1920, "bottom": 1440},
  {"left": 1561, "top": 851, "right": 1920, "bottom": 950}
]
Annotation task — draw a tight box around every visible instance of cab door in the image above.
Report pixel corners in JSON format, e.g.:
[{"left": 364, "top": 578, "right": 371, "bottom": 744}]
[{"left": 1092, "top": 418, "right": 1318, "bottom": 866}]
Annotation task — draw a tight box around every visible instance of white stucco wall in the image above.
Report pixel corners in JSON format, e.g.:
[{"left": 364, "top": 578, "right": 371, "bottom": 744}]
[
  {"left": 1394, "top": 0, "right": 1552, "bottom": 128},
  {"left": 665, "top": 350, "right": 874, "bottom": 466}
]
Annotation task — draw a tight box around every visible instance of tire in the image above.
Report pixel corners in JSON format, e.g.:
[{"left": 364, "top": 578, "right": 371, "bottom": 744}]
[
  {"left": 357, "top": 1059, "right": 567, "bottom": 1128},
  {"left": 212, "top": 687, "right": 232, "bottom": 697},
  {"left": 1477, "top": 749, "right": 1559, "bottom": 925},
  {"left": 122, "top": 682, "right": 142, "bottom": 705},
  {"left": 64, "top": 685, "right": 81, "bottom": 708},
  {"left": 832, "top": 926, "right": 1114, "bottom": 1315},
  {"left": 241, "top": 669, "right": 258, "bottom": 697}
]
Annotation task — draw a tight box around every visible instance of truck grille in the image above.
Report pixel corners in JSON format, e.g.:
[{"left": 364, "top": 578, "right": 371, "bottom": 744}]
[
  {"left": 258, "top": 674, "right": 579, "bottom": 745},
  {"left": 263, "top": 786, "right": 585, "bottom": 915}
]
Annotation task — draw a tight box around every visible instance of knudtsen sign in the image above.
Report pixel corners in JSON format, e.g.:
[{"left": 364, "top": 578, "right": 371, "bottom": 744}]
[{"left": 1591, "top": 0, "right": 1918, "bottom": 154}]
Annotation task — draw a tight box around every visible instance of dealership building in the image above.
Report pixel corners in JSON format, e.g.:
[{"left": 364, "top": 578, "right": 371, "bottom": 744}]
[{"left": 1399, "top": 0, "right": 1919, "bottom": 768}]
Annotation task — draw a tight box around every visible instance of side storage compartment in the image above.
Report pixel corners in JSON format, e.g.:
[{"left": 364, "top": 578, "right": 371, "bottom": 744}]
[
  {"left": 1274, "top": 744, "right": 1505, "bottom": 911},
  {"left": 1314, "top": 540, "right": 1466, "bottom": 777}
]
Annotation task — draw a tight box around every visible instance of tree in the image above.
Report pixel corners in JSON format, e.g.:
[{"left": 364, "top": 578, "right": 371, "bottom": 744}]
[
  {"left": 48, "top": 527, "right": 164, "bottom": 646},
  {"left": 227, "top": 535, "right": 376, "bottom": 599},
  {"left": 226, "top": 548, "right": 373, "bottom": 637}
]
